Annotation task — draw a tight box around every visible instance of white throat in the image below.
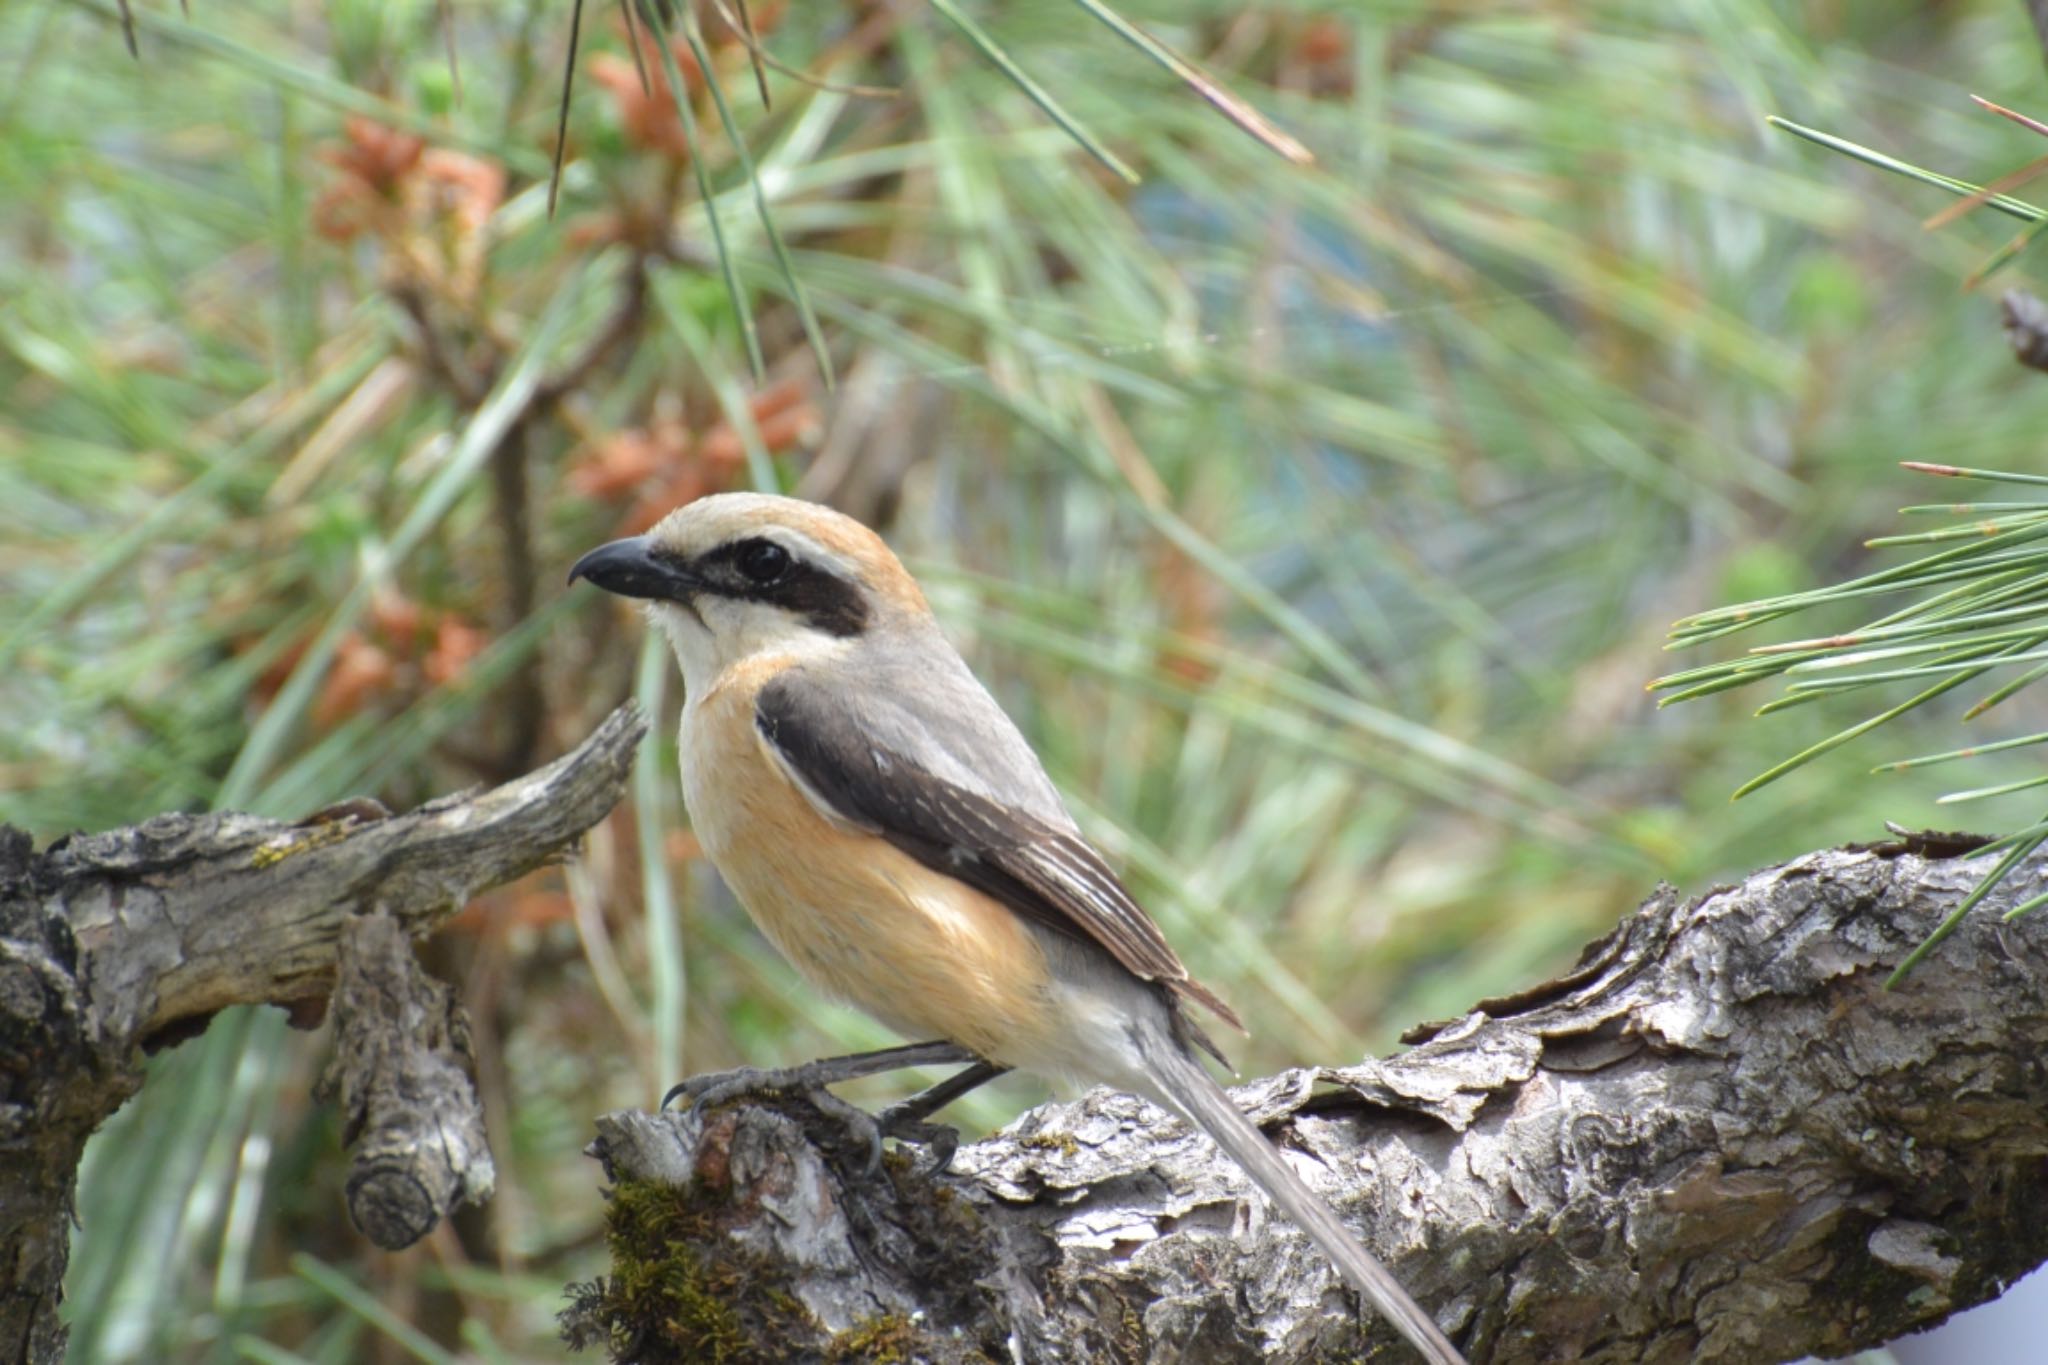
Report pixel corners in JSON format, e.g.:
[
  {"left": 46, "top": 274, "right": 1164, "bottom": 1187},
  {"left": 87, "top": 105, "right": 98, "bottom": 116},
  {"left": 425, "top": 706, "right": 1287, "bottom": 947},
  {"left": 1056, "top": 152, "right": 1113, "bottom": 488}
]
[{"left": 649, "top": 599, "right": 855, "bottom": 702}]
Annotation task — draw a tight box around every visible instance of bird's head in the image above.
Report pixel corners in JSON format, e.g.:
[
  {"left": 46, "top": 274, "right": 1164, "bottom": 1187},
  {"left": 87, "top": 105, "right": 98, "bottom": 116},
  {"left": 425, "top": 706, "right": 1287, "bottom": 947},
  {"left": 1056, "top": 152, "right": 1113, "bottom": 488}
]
[{"left": 569, "top": 493, "right": 930, "bottom": 691}]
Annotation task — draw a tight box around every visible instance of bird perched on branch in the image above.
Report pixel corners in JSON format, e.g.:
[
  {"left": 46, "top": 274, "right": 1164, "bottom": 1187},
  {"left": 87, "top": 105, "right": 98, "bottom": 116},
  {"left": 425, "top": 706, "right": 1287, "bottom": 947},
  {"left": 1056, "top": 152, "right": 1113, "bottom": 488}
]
[{"left": 570, "top": 492, "right": 1463, "bottom": 1364}]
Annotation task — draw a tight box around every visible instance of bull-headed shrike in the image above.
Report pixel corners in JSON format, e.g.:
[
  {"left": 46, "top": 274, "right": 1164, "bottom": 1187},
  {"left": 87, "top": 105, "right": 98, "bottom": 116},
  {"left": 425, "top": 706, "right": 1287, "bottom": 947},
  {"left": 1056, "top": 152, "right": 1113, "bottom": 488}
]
[{"left": 571, "top": 492, "right": 1462, "bottom": 1364}]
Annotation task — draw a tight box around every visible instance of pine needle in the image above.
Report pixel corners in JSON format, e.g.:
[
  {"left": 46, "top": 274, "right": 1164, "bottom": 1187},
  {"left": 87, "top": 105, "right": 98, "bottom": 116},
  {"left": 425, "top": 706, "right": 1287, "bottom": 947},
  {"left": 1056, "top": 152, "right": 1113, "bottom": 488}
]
[
  {"left": 927, "top": 0, "right": 1139, "bottom": 185},
  {"left": 1070, "top": 0, "right": 1311, "bottom": 165},
  {"left": 549, "top": 0, "right": 584, "bottom": 219}
]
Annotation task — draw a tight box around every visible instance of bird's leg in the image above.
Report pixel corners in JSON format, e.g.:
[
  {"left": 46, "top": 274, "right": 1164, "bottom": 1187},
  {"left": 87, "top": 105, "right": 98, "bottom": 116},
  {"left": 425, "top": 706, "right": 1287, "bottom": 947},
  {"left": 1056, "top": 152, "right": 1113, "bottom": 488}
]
[
  {"left": 662, "top": 1041, "right": 990, "bottom": 1174},
  {"left": 662, "top": 1039, "right": 981, "bottom": 1111},
  {"left": 872, "top": 1060, "right": 1009, "bottom": 1173}
]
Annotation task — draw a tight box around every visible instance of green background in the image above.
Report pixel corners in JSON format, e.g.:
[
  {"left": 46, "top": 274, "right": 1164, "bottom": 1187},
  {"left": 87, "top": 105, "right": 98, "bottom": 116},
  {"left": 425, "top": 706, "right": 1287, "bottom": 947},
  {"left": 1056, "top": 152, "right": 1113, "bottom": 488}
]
[{"left": 5, "top": 1, "right": 2046, "bottom": 1358}]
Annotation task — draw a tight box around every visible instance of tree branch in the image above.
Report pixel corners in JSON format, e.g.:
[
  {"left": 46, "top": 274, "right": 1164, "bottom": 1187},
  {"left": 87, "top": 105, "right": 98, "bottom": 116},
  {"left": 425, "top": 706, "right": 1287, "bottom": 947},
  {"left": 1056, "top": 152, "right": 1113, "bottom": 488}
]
[
  {"left": 0, "top": 702, "right": 646, "bottom": 1364},
  {"left": 317, "top": 910, "right": 496, "bottom": 1251},
  {"left": 574, "top": 836, "right": 2048, "bottom": 1364}
]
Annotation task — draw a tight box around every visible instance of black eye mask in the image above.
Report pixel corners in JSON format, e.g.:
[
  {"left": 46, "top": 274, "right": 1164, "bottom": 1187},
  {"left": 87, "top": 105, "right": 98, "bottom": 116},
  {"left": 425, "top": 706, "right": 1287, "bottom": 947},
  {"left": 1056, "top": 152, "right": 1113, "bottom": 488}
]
[{"left": 698, "top": 537, "right": 871, "bottom": 639}]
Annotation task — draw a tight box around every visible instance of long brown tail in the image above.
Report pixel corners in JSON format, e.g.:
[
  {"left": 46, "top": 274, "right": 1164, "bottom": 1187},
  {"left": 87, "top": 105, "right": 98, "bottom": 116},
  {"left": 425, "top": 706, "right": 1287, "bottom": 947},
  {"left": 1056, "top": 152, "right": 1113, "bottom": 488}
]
[{"left": 1140, "top": 1032, "right": 1466, "bottom": 1364}]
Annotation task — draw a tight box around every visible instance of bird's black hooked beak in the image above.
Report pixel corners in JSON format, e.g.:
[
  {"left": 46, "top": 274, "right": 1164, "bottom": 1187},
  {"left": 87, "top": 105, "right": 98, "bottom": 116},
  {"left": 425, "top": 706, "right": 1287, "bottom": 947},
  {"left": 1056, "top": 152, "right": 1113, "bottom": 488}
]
[{"left": 567, "top": 536, "right": 700, "bottom": 602}]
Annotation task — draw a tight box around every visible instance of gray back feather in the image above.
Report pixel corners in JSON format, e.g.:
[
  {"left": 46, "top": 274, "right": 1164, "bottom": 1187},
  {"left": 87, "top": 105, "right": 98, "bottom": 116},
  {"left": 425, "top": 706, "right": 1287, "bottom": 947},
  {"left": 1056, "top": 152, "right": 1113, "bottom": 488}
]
[{"left": 831, "top": 621, "right": 1071, "bottom": 826}]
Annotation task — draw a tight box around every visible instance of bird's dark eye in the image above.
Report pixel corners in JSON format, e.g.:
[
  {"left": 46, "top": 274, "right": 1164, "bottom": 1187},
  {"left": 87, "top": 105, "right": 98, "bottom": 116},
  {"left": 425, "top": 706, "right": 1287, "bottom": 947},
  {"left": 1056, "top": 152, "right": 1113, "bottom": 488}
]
[{"left": 734, "top": 539, "right": 791, "bottom": 585}]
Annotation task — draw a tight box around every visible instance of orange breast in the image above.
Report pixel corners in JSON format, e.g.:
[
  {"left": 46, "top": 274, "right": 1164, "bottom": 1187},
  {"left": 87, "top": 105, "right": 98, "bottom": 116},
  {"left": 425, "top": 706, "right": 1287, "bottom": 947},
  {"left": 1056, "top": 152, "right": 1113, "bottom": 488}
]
[{"left": 678, "top": 658, "right": 1057, "bottom": 1063}]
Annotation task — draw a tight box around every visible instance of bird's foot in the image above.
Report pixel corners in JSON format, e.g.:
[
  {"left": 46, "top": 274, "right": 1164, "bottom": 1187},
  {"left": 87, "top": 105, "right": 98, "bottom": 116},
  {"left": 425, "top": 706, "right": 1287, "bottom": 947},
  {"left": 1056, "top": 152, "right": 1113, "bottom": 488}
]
[
  {"left": 870, "top": 1102, "right": 962, "bottom": 1174},
  {"left": 660, "top": 1042, "right": 985, "bottom": 1176},
  {"left": 822, "top": 1093, "right": 967, "bottom": 1177},
  {"left": 869, "top": 1059, "right": 1008, "bottom": 1173},
  {"left": 662, "top": 1060, "right": 844, "bottom": 1115}
]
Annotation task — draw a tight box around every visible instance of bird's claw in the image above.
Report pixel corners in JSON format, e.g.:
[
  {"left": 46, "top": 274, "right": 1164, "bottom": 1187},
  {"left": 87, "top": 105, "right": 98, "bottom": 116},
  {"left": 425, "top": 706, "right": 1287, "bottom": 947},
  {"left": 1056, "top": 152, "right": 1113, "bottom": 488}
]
[
  {"left": 660, "top": 1064, "right": 961, "bottom": 1177},
  {"left": 661, "top": 1062, "right": 815, "bottom": 1118},
  {"left": 873, "top": 1103, "right": 960, "bottom": 1174}
]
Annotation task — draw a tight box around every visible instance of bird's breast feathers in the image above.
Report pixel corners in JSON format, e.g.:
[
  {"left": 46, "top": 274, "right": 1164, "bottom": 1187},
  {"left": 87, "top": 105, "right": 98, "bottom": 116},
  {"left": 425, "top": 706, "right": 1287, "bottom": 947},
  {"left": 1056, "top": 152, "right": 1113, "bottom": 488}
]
[{"left": 678, "top": 658, "right": 1058, "bottom": 1061}]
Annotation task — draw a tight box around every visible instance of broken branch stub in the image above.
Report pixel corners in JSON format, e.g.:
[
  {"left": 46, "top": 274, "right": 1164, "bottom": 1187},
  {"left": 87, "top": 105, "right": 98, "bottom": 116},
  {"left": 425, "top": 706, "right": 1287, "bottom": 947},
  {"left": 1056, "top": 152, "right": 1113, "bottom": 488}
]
[{"left": 319, "top": 910, "right": 496, "bottom": 1250}]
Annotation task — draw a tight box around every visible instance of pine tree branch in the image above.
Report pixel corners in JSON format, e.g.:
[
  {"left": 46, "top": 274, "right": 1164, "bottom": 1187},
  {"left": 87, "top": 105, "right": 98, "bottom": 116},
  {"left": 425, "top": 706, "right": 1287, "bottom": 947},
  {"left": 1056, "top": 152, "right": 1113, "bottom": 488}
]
[
  {"left": 0, "top": 703, "right": 646, "bottom": 1364},
  {"left": 576, "top": 835, "right": 2048, "bottom": 1364}
]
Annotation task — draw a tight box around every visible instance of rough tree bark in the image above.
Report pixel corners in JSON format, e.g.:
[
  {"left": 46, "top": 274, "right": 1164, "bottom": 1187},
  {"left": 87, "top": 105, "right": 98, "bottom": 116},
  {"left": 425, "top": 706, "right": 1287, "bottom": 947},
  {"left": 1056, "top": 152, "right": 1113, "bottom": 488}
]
[
  {"left": 0, "top": 703, "right": 646, "bottom": 1365},
  {"left": 316, "top": 909, "right": 497, "bottom": 1252},
  {"left": 571, "top": 830, "right": 2048, "bottom": 1364}
]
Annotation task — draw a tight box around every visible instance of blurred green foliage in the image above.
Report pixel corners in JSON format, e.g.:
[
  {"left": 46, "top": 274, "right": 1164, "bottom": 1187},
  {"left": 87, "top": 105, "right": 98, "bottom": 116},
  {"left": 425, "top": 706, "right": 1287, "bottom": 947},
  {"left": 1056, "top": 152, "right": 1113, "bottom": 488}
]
[{"left": 8, "top": 0, "right": 2048, "bottom": 1358}]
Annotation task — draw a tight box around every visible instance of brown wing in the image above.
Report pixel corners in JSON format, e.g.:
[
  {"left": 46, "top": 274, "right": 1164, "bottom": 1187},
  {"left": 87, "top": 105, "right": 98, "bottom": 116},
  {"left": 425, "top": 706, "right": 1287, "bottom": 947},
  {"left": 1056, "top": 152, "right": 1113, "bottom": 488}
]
[{"left": 755, "top": 671, "right": 1241, "bottom": 1034}]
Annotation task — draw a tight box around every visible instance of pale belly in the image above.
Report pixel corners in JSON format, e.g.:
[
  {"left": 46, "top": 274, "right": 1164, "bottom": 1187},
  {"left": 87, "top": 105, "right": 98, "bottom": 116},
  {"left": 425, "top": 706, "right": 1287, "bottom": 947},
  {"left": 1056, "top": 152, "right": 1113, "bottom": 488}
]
[{"left": 677, "top": 677, "right": 1058, "bottom": 1065}]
